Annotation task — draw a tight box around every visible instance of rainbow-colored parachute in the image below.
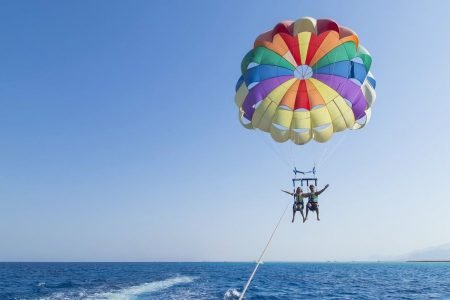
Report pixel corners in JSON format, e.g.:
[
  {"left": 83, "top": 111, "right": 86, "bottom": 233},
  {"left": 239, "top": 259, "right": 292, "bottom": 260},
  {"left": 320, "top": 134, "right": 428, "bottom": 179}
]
[{"left": 235, "top": 17, "right": 376, "bottom": 144}]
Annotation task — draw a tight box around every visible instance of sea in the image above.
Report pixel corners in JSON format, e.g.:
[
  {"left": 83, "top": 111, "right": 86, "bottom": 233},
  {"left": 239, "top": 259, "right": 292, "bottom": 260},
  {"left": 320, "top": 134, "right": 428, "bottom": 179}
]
[{"left": 1, "top": 262, "right": 450, "bottom": 299}]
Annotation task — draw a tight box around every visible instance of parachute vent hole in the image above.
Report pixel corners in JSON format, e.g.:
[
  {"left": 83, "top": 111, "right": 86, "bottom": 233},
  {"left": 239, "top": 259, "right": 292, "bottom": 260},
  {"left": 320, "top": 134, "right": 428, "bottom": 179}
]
[
  {"left": 253, "top": 101, "right": 263, "bottom": 110},
  {"left": 356, "top": 114, "right": 367, "bottom": 125},
  {"left": 247, "top": 82, "right": 259, "bottom": 90},
  {"left": 247, "top": 62, "right": 259, "bottom": 69},
  {"left": 314, "top": 123, "right": 331, "bottom": 132},
  {"left": 279, "top": 105, "right": 292, "bottom": 111},
  {"left": 350, "top": 78, "right": 362, "bottom": 86},
  {"left": 311, "top": 104, "right": 324, "bottom": 111},
  {"left": 293, "top": 128, "right": 310, "bottom": 134},
  {"left": 351, "top": 57, "right": 364, "bottom": 64},
  {"left": 272, "top": 123, "right": 288, "bottom": 131},
  {"left": 241, "top": 115, "right": 252, "bottom": 126},
  {"left": 294, "top": 65, "right": 313, "bottom": 80},
  {"left": 344, "top": 99, "right": 353, "bottom": 108}
]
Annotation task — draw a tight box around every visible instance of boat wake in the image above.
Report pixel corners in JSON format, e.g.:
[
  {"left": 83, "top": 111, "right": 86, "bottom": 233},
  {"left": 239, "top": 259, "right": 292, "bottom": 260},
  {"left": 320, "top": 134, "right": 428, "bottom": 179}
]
[
  {"left": 223, "top": 288, "right": 241, "bottom": 299},
  {"left": 38, "top": 276, "right": 196, "bottom": 300},
  {"left": 88, "top": 276, "right": 196, "bottom": 299}
]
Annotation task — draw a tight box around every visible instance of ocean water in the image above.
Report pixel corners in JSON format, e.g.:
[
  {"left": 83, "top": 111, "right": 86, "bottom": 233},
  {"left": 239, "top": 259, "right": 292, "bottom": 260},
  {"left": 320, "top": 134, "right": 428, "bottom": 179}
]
[{"left": 1, "top": 262, "right": 450, "bottom": 299}]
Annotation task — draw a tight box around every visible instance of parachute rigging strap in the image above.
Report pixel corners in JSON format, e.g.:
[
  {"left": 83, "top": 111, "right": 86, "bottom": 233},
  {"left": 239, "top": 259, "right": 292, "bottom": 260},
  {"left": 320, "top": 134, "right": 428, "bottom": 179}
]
[
  {"left": 239, "top": 199, "right": 291, "bottom": 300},
  {"left": 293, "top": 166, "right": 316, "bottom": 176},
  {"left": 292, "top": 178, "right": 318, "bottom": 188},
  {"left": 292, "top": 166, "right": 318, "bottom": 188}
]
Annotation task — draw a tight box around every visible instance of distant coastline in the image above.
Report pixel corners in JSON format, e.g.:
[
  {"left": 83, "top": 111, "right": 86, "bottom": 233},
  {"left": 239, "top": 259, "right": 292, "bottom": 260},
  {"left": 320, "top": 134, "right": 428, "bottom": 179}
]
[{"left": 406, "top": 260, "right": 450, "bottom": 263}]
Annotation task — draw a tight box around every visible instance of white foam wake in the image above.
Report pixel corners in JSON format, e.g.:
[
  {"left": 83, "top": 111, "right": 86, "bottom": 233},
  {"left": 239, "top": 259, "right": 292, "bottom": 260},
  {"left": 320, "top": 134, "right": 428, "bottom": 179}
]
[
  {"left": 223, "top": 288, "right": 241, "bottom": 299},
  {"left": 88, "top": 276, "right": 196, "bottom": 300}
]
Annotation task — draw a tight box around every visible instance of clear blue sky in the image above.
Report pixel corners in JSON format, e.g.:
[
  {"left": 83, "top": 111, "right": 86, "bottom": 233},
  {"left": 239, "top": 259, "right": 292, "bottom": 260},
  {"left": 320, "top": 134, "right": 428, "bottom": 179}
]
[{"left": 1, "top": 0, "right": 450, "bottom": 262}]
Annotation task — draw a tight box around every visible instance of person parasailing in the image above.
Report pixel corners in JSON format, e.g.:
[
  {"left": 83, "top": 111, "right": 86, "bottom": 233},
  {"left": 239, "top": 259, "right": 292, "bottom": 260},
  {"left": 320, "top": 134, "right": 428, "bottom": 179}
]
[
  {"left": 281, "top": 187, "right": 307, "bottom": 223},
  {"left": 304, "top": 184, "right": 329, "bottom": 221}
]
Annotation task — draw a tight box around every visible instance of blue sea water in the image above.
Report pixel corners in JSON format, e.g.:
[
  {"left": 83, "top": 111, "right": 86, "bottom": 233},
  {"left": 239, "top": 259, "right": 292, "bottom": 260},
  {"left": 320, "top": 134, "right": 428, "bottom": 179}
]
[{"left": 1, "top": 262, "right": 450, "bottom": 299}]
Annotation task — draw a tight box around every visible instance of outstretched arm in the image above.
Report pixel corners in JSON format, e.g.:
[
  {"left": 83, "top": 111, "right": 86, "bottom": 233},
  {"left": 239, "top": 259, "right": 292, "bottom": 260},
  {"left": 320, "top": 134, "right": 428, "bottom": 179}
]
[
  {"left": 281, "top": 189, "right": 294, "bottom": 196},
  {"left": 317, "top": 184, "right": 330, "bottom": 195},
  {"left": 301, "top": 192, "right": 311, "bottom": 198}
]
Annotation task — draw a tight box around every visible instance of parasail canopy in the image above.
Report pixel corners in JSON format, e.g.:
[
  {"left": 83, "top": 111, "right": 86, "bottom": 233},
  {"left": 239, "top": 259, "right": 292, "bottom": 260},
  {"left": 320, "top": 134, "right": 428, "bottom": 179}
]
[{"left": 235, "top": 17, "right": 376, "bottom": 145}]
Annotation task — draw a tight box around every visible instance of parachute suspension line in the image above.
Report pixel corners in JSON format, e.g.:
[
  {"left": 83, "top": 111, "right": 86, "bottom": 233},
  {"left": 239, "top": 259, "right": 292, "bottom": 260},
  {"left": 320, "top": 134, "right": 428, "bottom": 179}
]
[
  {"left": 317, "top": 134, "right": 347, "bottom": 169},
  {"left": 239, "top": 199, "right": 291, "bottom": 300},
  {"left": 315, "top": 143, "right": 331, "bottom": 170},
  {"left": 257, "top": 130, "right": 292, "bottom": 169},
  {"left": 289, "top": 140, "right": 297, "bottom": 170}
]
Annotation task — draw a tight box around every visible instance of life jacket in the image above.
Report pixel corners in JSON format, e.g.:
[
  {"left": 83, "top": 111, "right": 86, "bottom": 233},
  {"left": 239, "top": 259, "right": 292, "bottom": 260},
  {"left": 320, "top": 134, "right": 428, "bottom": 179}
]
[
  {"left": 308, "top": 193, "right": 318, "bottom": 203},
  {"left": 294, "top": 193, "right": 303, "bottom": 204}
]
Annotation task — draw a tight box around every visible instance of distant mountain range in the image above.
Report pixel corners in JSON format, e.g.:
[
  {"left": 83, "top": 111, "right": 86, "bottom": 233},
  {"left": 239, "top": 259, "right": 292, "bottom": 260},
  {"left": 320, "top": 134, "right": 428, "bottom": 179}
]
[{"left": 402, "top": 243, "right": 450, "bottom": 261}]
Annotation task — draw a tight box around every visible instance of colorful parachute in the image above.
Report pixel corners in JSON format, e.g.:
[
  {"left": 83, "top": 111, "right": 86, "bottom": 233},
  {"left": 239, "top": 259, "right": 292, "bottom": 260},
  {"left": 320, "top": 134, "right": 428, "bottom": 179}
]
[{"left": 234, "top": 17, "right": 376, "bottom": 144}]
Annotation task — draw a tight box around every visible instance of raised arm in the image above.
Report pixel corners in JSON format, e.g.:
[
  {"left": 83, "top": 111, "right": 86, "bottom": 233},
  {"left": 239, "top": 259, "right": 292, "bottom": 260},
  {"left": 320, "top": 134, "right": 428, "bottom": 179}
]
[
  {"left": 317, "top": 184, "right": 330, "bottom": 195},
  {"left": 281, "top": 189, "right": 294, "bottom": 196}
]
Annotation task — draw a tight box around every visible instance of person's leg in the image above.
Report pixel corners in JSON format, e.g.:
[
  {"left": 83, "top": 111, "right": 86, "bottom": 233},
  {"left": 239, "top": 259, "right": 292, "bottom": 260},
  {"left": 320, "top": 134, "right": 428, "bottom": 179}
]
[
  {"left": 300, "top": 209, "right": 305, "bottom": 223},
  {"left": 305, "top": 204, "right": 309, "bottom": 221},
  {"left": 292, "top": 205, "right": 296, "bottom": 223},
  {"left": 316, "top": 206, "right": 320, "bottom": 221}
]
